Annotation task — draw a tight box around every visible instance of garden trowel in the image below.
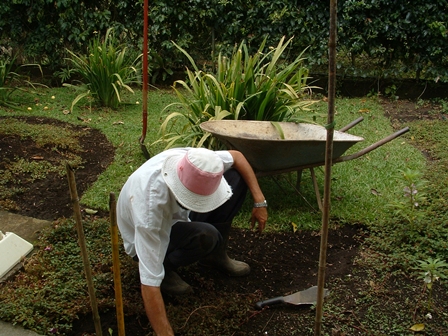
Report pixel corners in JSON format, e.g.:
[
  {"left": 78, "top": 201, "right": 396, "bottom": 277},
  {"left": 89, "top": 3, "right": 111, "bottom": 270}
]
[{"left": 255, "top": 286, "right": 329, "bottom": 310}]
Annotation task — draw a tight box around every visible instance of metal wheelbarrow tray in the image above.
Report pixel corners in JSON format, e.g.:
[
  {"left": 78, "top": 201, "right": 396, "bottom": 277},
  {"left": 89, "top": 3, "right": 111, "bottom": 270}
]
[{"left": 200, "top": 119, "right": 409, "bottom": 176}]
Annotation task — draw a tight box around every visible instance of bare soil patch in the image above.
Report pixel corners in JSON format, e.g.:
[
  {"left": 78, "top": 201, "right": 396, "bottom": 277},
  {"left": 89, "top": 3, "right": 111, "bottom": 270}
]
[
  {"left": 0, "top": 116, "right": 114, "bottom": 220},
  {"left": 68, "top": 224, "right": 362, "bottom": 336},
  {"left": 381, "top": 98, "right": 446, "bottom": 125}
]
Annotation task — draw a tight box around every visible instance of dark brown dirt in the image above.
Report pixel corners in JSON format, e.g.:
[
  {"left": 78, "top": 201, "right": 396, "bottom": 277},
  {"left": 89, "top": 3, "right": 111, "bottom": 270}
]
[
  {"left": 67, "top": 224, "right": 362, "bottom": 336},
  {"left": 381, "top": 98, "right": 447, "bottom": 125},
  {"left": 0, "top": 116, "right": 114, "bottom": 220}
]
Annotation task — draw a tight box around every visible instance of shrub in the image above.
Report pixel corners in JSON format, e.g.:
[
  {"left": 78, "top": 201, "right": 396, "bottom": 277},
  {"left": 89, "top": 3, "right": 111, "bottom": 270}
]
[
  {"left": 63, "top": 28, "right": 141, "bottom": 110},
  {"left": 0, "top": 54, "right": 19, "bottom": 107},
  {"left": 155, "top": 36, "right": 317, "bottom": 150},
  {"left": 2, "top": 1, "right": 448, "bottom": 82},
  {"left": 0, "top": 49, "right": 45, "bottom": 107}
]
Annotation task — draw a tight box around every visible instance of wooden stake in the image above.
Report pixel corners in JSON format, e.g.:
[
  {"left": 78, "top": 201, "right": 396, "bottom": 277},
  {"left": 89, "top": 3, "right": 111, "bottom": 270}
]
[
  {"left": 66, "top": 163, "right": 103, "bottom": 336},
  {"left": 315, "top": 1, "right": 337, "bottom": 335},
  {"left": 109, "top": 192, "right": 125, "bottom": 336}
]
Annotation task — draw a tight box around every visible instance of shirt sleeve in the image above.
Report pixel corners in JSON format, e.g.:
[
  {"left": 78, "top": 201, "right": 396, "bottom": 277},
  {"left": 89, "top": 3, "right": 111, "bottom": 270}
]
[
  {"left": 133, "top": 174, "right": 174, "bottom": 287},
  {"left": 215, "top": 150, "right": 234, "bottom": 172}
]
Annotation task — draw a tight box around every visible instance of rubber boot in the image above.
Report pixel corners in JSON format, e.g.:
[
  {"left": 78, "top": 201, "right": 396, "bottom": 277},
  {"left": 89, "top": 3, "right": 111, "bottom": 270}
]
[
  {"left": 199, "top": 222, "right": 250, "bottom": 276},
  {"left": 160, "top": 270, "right": 193, "bottom": 295}
]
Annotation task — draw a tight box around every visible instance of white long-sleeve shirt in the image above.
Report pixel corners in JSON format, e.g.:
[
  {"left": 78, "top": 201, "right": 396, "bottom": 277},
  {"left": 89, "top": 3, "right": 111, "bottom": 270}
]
[{"left": 116, "top": 148, "right": 233, "bottom": 286}]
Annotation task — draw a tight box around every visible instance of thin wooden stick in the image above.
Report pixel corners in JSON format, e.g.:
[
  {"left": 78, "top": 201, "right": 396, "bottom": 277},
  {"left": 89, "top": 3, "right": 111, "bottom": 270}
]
[
  {"left": 66, "top": 163, "right": 102, "bottom": 336},
  {"left": 315, "top": 0, "right": 337, "bottom": 335},
  {"left": 109, "top": 192, "right": 125, "bottom": 336}
]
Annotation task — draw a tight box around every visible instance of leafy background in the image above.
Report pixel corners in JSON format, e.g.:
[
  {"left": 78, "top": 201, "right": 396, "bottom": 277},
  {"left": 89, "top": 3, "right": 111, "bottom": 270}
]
[{"left": 1, "top": 1, "right": 447, "bottom": 82}]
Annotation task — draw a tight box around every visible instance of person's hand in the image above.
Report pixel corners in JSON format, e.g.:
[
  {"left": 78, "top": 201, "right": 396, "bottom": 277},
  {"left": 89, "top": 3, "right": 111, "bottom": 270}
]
[{"left": 250, "top": 207, "right": 268, "bottom": 233}]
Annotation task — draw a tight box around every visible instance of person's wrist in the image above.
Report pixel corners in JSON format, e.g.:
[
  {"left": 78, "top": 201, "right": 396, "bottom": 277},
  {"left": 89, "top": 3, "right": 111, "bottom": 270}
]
[{"left": 253, "top": 200, "right": 267, "bottom": 208}]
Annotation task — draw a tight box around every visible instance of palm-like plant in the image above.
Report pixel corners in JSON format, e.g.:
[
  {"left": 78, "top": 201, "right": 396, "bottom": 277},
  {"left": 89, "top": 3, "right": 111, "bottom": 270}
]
[
  {"left": 0, "top": 56, "right": 19, "bottom": 107},
  {"left": 64, "top": 28, "right": 141, "bottom": 110},
  {"left": 0, "top": 53, "right": 45, "bottom": 108},
  {"left": 156, "top": 36, "right": 317, "bottom": 149}
]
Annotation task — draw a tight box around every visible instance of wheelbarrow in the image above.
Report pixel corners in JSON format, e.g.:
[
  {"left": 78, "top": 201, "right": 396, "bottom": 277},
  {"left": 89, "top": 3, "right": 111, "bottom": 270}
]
[{"left": 200, "top": 118, "right": 409, "bottom": 210}]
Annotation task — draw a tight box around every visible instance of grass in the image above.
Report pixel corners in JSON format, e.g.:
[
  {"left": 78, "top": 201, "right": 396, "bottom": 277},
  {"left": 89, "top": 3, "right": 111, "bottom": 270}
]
[
  {"left": 0, "top": 87, "right": 426, "bottom": 232},
  {"left": 0, "top": 86, "right": 429, "bottom": 227},
  {"left": 234, "top": 97, "right": 425, "bottom": 232}
]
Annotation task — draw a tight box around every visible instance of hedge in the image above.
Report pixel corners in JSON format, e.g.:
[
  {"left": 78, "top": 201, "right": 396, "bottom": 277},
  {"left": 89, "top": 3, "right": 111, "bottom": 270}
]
[{"left": 1, "top": 0, "right": 447, "bottom": 82}]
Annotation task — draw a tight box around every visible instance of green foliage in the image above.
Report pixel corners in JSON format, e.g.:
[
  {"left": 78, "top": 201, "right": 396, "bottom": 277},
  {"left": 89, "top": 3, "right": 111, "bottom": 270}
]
[
  {"left": 338, "top": 1, "right": 448, "bottom": 81},
  {"left": 63, "top": 28, "right": 141, "bottom": 110},
  {"left": 0, "top": 218, "right": 124, "bottom": 335},
  {"left": 387, "top": 169, "right": 428, "bottom": 231},
  {"left": 0, "top": 0, "right": 141, "bottom": 69},
  {"left": 2, "top": 1, "right": 448, "bottom": 82},
  {"left": 0, "top": 50, "right": 45, "bottom": 107},
  {"left": 362, "top": 119, "right": 448, "bottom": 273},
  {"left": 155, "top": 37, "right": 316, "bottom": 149},
  {"left": 0, "top": 55, "right": 19, "bottom": 107},
  {"left": 414, "top": 257, "right": 448, "bottom": 310}
]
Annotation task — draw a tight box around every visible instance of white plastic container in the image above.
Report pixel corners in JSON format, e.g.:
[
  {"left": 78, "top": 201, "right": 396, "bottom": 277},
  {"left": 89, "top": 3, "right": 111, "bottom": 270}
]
[{"left": 0, "top": 231, "right": 34, "bottom": 278}]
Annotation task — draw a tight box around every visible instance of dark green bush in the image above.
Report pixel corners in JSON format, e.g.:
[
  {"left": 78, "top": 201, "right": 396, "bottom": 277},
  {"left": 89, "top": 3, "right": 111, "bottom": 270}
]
[
  {"left": 1, "top": 0, "right": 447, "bottom": 82},
  {"left": 0, "top": 0, "right": 141, "bottom": 70},
  {"left": 338, "top": 1, "right": 448, "bottom": 81}
]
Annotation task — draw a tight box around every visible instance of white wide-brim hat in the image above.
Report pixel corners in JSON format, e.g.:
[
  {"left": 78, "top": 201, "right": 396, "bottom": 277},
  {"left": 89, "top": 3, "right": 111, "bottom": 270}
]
[{"left": 162, "top": 148, "right": 233, "bottom": 213}]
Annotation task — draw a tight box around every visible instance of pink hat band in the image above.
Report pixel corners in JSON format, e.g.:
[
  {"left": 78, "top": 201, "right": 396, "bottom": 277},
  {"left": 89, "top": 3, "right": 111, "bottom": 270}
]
[{"left": 176, "top": 152, "right": 223, "bottom": 196}]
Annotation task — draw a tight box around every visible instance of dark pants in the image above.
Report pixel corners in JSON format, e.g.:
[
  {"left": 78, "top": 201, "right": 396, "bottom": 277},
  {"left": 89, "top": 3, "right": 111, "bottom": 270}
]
[{"left": 163, "top": 169, "right": 248, "bottom": 271}]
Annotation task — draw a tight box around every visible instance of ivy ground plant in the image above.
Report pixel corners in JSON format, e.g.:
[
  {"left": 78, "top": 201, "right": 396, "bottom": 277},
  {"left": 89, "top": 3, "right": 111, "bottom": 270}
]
[
  {"left": 63, "top": 28, "right": 141, "bottom": 111},
  {"left": 155, "top": 36, "right": 317, "bottom": 150}
]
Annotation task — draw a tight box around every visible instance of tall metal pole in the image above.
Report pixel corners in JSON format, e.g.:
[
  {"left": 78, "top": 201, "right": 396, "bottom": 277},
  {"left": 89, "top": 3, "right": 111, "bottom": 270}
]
[
  {"left": 139, "top": 0, "right": 150, "bottom": 159},
  {"left": 314, "top": 0, "right": 337, "bottom": 335}
]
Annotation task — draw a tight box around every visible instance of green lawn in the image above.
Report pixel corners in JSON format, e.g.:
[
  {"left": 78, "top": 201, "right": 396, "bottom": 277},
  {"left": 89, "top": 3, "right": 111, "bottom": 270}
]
[{"left": 1, "top": 87, "right": 426, "bottom": 232}]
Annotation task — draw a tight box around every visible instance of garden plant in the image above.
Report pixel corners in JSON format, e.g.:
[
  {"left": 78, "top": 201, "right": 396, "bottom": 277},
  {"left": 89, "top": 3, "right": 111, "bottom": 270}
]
[
  {"left": 0, "top": 54, "right": 18, "bottom": 107},
  {"left": 415, "top": 257, "right": 448, "bottom": 311},
  {"left": 62, "top": 28, "right": 141, "bottom": 111},
  {"left": 2, "top": 1, "right": 448, "bottom": 83},
  {"left": 0, "top": 52, "right": 44, "bottom": 108},
  {"left": 155, "top": 36, "right": 317, "bottom": 150}
]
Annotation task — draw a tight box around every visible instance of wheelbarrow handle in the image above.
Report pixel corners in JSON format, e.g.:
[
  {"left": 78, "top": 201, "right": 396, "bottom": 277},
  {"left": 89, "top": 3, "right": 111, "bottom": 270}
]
[
  {"left": 334, "top": 126, "right": 410, "bottom": 163},
  {"left": 338, "top": 116, "right": 364, "bottom": 132}
]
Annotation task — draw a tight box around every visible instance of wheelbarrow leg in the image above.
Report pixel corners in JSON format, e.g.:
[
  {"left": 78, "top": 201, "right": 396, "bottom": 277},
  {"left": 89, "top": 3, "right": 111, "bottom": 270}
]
[
  {"left": 310, "top": 168, "right": 323, "bottom": 212},
  {"left": 296, "top": 169, "right": 303, "bottom": 192}
]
